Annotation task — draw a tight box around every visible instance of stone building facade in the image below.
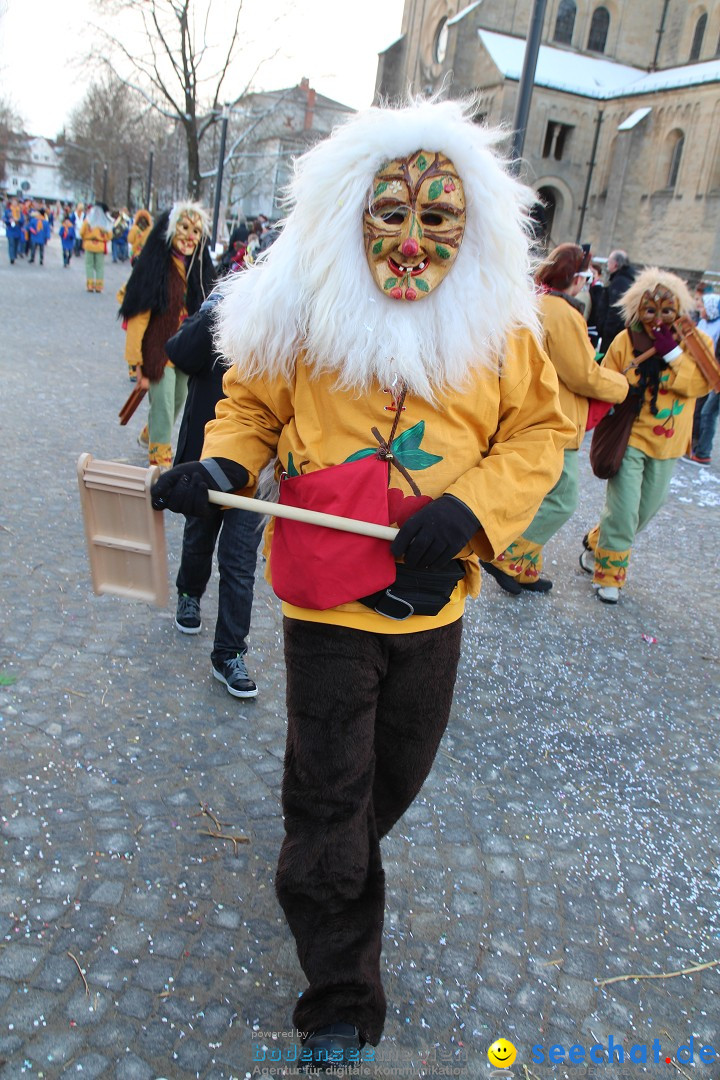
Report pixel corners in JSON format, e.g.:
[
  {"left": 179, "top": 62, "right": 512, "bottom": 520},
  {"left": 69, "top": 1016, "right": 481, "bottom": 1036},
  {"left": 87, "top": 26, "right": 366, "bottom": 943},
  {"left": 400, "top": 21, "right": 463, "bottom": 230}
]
[{"left": 375, "top": 0, "right": 720, "bottom": 279}]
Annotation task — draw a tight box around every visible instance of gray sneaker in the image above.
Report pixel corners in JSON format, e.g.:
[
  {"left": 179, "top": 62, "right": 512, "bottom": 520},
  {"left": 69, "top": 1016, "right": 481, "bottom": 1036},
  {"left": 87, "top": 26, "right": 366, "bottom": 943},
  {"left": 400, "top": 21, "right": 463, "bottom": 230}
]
[
  {"left": 212, "top": 654, "right": 258, "bottom": 698},
  {"left": 175, "top": 594, "right": 202, "bottom": 634}
]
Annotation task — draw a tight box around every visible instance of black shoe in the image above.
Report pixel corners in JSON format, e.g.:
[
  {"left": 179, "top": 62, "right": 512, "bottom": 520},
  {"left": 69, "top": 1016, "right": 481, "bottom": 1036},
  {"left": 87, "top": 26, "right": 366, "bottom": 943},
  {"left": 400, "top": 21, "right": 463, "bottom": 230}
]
[
  {"left": 301, "top": 1023, "right": 364, "bottom": 1072},
  {"left": 480, "top": 560, "right": 522, "bottom": 595},
  {"left": 212, "top": 654, "right": 257, "bottom": 698},
  {"left": 520, "top": 577, "right": 553, "bottom": 592},
  {"left": 175, "top": 593, "right": 202, "bottom": 634}
]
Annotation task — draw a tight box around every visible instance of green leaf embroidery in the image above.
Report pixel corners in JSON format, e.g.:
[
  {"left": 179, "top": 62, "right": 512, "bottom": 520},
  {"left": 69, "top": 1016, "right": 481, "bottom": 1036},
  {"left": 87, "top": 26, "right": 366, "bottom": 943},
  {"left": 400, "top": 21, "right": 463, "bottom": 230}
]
[
  {"left": 428, "top": 179, "right": 444, "bottom": 200},
  {"left": 394, "top": 448, "right": 443, "bottom": 470},
  {"left": 416, "top": 154, "right": 428, "bottom": 172},
  {"left": 373, "top": 181, "right": 388, "bottom": 198},
  {"left": 610, "top": 557, "right": 629, "bottom": 567},
  {"left": 392, "top": 420, "right": 426, "bottom": 453},
  {"left": 671, "top": 400, "right": 685, "bottom": 415},
  {"left": 654, "top": 408, "right": 671, "bottom": 419},
  {"left": 596, "top": 555, "right": 611, "bottom": 569},
  {"left": 415, "top": 278, "right": 430, "bottom": 292},
  {"left": 343, "top": 448, "right": 377, "bottom": 463},
  {"left": 383, "top": 277, "right": 398, "bottom": 290},
  {"left": 435, "top": 244, "right": 451, "bottom": 260},
  {"left": 285, "top": 452, "right": 299, "bottom": 477},
  {"left": 372, "top": 239, "right": 383, "bottom": 255}
]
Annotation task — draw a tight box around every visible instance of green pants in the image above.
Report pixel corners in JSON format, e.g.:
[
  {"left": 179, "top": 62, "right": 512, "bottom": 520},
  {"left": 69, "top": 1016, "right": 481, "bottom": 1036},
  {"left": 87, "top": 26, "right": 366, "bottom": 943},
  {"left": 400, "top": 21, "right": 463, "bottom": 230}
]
[
  {"left": 598, "top": 445, "right": 677, "bottom": 552},
  {"left": 524, "top": 449, "right": 579, "bottom": 546},
  {"left": 84, "top": 250, "right": 104, "bottom": 283},
  {"left": 147, "top": 365, "right": 189, "bottom": 447}
]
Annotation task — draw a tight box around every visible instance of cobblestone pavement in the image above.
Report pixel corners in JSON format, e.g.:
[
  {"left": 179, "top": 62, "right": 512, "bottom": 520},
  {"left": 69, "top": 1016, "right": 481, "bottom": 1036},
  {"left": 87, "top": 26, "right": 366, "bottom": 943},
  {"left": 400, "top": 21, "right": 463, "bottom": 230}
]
[{"left": 1, "top": 236, "right": 719, "bottom": 1080}]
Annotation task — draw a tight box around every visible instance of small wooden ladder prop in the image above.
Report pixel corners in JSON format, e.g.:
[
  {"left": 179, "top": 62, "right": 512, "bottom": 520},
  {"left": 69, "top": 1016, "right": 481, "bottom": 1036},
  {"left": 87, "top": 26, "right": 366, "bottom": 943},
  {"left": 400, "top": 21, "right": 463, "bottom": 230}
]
[{"left": 77, "top": 454, "right": 169, "bottom": 606}]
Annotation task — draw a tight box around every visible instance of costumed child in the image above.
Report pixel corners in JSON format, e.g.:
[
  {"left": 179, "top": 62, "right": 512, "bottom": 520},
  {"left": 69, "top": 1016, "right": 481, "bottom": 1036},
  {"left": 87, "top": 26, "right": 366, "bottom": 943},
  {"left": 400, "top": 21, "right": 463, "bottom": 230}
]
[
  {"left": 27, "top": 206, "right": 47, "bottom": 266},
  {"left": 118, "top": 202, "right": 214, "bottom": 470},
  {"left": 580, "top": 268, "right": 720, "bottom": 603},
  {"left": 151, "top": 98, "right": 574, "bottom": 1067},
  {"left": 80, "top": 204, "right": 113, "bottom": 292},
  {"left": 59, "top": 216, "right": 76, "bottom": 268},
  {"left": 482, "top": 242, "right": 629, "bottom": 594}
]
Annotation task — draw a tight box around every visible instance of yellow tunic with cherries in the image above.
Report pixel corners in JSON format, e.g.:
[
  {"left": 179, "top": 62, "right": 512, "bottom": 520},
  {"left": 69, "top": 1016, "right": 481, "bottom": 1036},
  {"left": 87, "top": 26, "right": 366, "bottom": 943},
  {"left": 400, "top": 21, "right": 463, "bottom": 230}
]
[
  {"left": 202, "top": 330, "right": 575, "bottom": 634},
  {"left": 603, "top": 328, "right": 713, "bottom": 458},
  {"left": 540, "top": 294, "right": 628, "bottom": 444}
]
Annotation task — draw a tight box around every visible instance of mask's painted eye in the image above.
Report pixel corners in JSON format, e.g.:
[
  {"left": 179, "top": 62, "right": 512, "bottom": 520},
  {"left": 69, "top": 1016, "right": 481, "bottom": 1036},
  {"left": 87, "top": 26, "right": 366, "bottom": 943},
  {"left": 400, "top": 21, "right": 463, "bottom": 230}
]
[
  {"left": 419, "top": 211, "right": 444, "bottom": 227},
  {"left": 369, "top": 202, "right": 409, "bottom": 225}
]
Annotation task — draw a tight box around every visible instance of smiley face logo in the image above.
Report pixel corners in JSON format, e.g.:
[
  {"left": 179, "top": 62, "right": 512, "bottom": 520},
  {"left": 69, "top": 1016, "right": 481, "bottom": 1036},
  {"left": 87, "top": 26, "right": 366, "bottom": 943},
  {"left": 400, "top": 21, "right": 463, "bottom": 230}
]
[{"left": 488, "top": 1038, "right": 517, "bottom": 1068}]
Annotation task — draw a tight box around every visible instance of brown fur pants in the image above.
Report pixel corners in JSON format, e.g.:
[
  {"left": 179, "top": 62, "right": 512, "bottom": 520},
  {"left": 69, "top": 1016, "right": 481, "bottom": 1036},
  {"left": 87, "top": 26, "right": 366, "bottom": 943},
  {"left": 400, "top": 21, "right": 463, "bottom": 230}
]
[{"left": 277, "top": 616, "right": 463, "bottom": 1045}]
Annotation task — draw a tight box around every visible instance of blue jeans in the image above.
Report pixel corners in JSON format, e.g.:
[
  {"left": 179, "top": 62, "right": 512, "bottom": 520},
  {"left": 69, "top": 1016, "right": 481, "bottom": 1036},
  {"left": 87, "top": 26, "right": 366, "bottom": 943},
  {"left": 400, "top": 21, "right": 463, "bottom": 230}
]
[
  {"left": 695, "top": 391, "right": 719, "bottom": 459},
  {"left": 175, "top": 506, "right": 263, "bottom": 664},
  {"left": 7, "top": 234, "right": 19, "bottom": 262}
]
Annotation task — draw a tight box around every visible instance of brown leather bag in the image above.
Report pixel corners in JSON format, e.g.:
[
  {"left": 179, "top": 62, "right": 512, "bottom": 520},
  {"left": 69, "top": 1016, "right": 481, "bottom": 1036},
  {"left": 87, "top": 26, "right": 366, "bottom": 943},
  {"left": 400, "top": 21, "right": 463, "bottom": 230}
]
[{"left": 589, "top": 393, "right": 640, "bottom": 479}]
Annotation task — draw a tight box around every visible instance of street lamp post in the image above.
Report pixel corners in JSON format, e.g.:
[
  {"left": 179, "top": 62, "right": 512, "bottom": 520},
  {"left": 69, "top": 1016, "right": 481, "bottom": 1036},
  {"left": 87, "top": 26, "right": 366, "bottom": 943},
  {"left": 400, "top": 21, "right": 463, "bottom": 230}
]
[
  {"left": 102, "top": 163, "right": 108, "bottom": 205},
  {"left": 146, "top": 144, "right": 155, "bottom": 212},
  {"left": 211, "top": 104, "right": 230, "bottom": 252},
  {"left": 510, "top": 0, "right": 548, "bottom": 172}
]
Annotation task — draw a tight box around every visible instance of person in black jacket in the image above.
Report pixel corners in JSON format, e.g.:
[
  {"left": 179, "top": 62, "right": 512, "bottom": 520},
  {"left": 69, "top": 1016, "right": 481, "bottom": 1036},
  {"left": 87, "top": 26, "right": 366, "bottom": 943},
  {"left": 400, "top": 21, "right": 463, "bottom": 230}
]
[
  {"left": 165, "top": 295, "right": 264, "bottom": 698},
  {"left": 597, "top": 249, "right": 635, "bottom": 354}
]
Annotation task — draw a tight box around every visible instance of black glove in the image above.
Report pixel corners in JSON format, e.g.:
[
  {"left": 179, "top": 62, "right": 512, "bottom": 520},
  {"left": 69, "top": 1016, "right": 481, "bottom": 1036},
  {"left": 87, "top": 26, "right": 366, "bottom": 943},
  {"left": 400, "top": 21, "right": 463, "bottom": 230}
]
[
  {"left": 151, "top": 457, "right": 249, "bottom": 517},
  {"left": 390, "top": 494, "right": 480, "bottom": 571}
]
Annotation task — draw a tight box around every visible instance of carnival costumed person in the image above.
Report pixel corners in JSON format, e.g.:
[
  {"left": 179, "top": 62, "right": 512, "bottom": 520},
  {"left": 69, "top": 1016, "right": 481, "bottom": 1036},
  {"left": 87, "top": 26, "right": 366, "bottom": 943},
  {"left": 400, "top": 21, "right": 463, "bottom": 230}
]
[
  {"left": 127, "top": 208, "right": 153, "bottom": 264},
  {"left": 482, "top": 243, "right": 629, "bottom": 594},
  {"left": 580, "top": 268, "right": 719, "bottom": 603},
  {"left": 3, "top": 198, "right": 24, "bottom": 264},
  {"left": 59, "top": 215, "right": 76, "bottom": 268},
  {"left": 151, "top": 99, "right": 574, "bottom": 1067},
  {"left": 118, "top": 202, "right": 214, "bottom": 469},
  {"left": 80, "top": 203, "right": 113, "bottom": 292}
]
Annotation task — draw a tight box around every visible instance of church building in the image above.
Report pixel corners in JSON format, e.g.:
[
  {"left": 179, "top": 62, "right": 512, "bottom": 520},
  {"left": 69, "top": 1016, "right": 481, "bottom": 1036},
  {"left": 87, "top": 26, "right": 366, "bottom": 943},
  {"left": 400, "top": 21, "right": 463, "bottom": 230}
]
[{"left": 375, "top": 0, "right": 720, "bottom": 279}]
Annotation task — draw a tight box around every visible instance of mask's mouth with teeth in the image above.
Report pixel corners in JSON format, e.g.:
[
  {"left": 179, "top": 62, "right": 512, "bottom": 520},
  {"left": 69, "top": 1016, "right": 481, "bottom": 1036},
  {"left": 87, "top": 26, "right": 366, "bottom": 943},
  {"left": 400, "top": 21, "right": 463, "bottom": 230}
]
[{"left": 388, "top": 256, "right": 429, "bottom": 277}]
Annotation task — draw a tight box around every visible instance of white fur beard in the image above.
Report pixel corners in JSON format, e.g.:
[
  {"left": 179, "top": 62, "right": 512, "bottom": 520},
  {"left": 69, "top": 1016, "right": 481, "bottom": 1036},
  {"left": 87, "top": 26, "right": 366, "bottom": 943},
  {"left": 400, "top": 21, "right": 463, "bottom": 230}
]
[{"left": 215, "top": 243, "right": 537, "bottom": 401}]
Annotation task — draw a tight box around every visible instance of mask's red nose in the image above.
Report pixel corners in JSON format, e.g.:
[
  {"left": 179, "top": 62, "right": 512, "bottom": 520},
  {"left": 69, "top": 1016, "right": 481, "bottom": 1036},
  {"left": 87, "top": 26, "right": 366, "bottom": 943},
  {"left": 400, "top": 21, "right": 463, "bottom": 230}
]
[{"left": 401, "top": 238, "right": 419, "bottom": 258}]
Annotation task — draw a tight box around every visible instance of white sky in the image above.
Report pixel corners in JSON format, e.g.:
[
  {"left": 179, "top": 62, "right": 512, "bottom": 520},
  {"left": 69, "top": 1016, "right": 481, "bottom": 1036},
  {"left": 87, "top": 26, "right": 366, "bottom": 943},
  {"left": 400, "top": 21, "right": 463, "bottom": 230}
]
[{"left": 0, "top": 0, "right": 406, "bottom": 138}]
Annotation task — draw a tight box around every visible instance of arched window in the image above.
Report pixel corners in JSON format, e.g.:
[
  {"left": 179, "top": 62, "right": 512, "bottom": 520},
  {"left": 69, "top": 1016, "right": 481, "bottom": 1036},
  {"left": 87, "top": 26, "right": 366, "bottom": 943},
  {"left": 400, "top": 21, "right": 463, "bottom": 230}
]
[
  {"left": 667, "top": 131, "right": 684, "bottom": 188},
  {"left": 587, "top": 7, "right": 610, "bottom": 53},
  {"left": 434, "top": 18, "right": 449, "bottom": 64},
  {"left": 553, "top": 0, "right": 576, "bottom": 45},
  {"left": 690, "top": 13, "right": 707, "bottom": 60}
]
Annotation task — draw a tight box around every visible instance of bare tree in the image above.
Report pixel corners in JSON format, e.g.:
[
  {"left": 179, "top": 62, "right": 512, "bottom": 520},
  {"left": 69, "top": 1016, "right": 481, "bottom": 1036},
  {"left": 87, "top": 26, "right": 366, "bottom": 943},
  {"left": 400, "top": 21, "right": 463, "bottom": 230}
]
[
  {"left": 0, "top": 96, "right": 24, "bottom": 186},
  {"left": 59, "top": 74, "right": 180, "bottom": 208},
  {"left": 91, "top": 0, "right": 276, "bottom": 200}
]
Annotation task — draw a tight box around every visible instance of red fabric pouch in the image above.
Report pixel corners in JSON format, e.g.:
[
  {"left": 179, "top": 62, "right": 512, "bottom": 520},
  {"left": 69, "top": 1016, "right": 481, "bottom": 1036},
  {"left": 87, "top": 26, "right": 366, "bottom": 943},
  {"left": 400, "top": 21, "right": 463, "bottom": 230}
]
[
  {"left": 585, "top": 399, "right": 613, "bottom": 432},
  {"left": 270, "top": 456, "right": 396, "bottom": 610}
]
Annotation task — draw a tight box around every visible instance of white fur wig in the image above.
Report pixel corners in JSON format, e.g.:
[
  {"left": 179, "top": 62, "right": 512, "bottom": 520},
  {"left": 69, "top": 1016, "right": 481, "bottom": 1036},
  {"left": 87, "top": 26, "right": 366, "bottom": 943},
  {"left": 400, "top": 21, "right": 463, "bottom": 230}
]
[
  {"left": 165, "top": 200, "right": 211, "bottom": 245},
  {"left": 214, "top": 97, "right": 541, "bottom": 399},
  {"left": 619, "top": 267, "right": 694, "bottom": 326}
]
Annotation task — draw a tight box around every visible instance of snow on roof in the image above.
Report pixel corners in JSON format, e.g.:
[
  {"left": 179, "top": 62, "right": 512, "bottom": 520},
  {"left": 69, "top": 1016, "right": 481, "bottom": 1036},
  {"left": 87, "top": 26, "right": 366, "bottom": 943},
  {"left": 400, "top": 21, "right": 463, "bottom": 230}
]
[
  {"left": 448, "top": 1, "right": 484, "bottom": 27},
  {"left": 478, "top": 29, "right": 720, "bottom": 100},
  {"left": 617, "top": 106, "right": 651, "bottom": 130}
]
